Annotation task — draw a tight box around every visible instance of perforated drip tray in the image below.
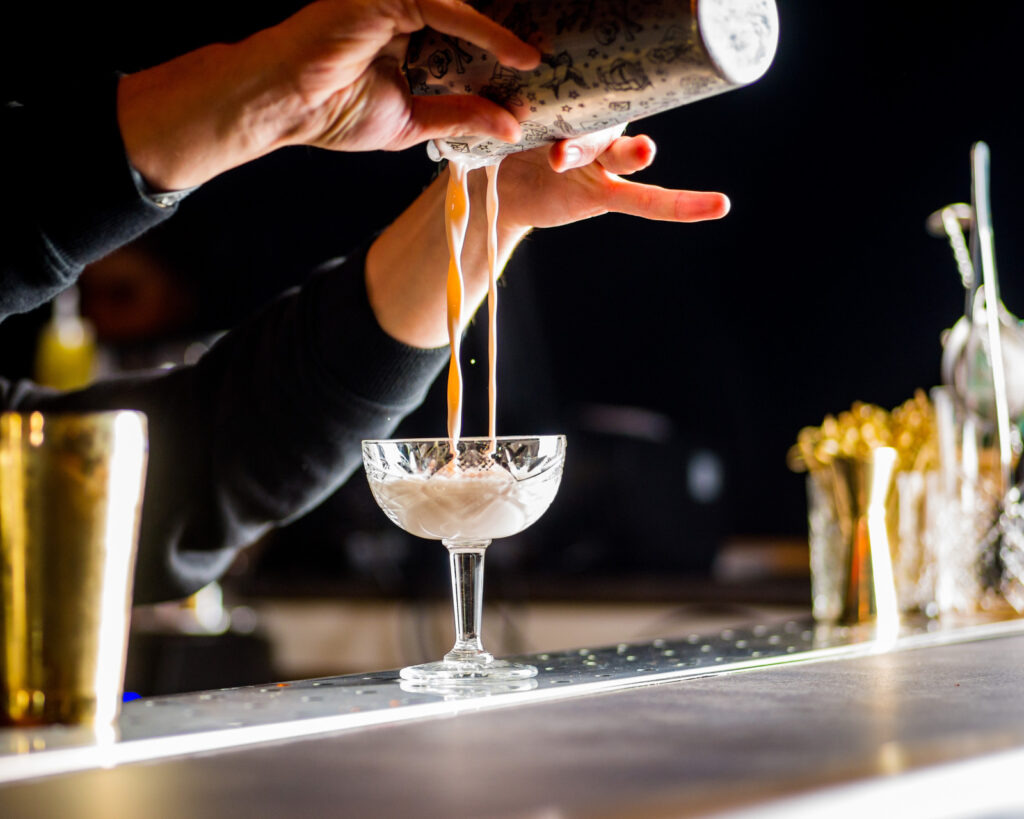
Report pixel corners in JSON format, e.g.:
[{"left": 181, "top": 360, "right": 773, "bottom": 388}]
[{"left": 3, "top": 613, "right": 1023, "bottom": 784}]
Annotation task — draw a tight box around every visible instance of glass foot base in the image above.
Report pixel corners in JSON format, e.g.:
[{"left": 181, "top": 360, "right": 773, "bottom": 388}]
[
  {"left": 399, "top": 659, "right": 538, "bottom": 682},
  {"left": 399, "top": 679, "right": 538, "bottom": 699}
]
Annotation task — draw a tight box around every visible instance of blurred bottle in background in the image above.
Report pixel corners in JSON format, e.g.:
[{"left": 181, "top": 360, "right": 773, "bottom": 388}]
[{"left": 34, "top": 286, "right": 97, "bottom": 390}]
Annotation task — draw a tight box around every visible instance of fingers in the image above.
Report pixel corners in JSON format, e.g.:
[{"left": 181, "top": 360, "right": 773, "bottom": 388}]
[
  {"left": 607, "top": 181, "right": 731, "bottom": 223},
  {"left": 417, "top": 0, "right": 540, "bottom": 70},
  {"left": 595, "top": 135, "right": 656, "bottom": 175},
  {"left": 552, "top": 130, "right": 728, "bottom": 221},
  {"left": 547, "top": 125, "right": 627, "bottom": 173},
  {"left": 549, "top": 132, "right": 656, "bottom": 175},
  {"left": 404, "top": 93, "right": 522, "bottom": 147}
]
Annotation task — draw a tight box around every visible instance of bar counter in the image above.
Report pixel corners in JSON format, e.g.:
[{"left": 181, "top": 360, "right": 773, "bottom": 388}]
[{"left": 3, "top": 614, "right": 1024, "bottom": 817}]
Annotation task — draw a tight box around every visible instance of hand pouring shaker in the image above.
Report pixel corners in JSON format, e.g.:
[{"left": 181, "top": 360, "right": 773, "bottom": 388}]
[{"left": 406, "top": 0, "right": 780, "bottom": 163}]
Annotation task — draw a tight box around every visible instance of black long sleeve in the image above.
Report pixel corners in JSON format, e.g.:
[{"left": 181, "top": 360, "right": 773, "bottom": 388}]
[
  {"left": 0, "top": 247, "right": 449, "bottom": 603},
  {"left": 1, "top": 43, "right": 450, "bottom": 603},
  {"left": 1, "top": 73, "right": 175, "bottom": 320}
]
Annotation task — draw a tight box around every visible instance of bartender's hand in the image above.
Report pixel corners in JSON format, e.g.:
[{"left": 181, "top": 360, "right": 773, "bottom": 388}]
[
  {"left": 498, "top": 127, "right": 730, "bottom": 235},
  {"left": 366, "top": 131, "right": 729, "bottom": 348},
  {"left": 118, "top": 0, "right": 539, "bottom": 192}
]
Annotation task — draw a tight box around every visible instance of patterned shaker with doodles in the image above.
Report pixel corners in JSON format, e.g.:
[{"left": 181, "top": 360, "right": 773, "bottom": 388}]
[{"left": 406, "top": 0, "right": 779, "bottom": 162}]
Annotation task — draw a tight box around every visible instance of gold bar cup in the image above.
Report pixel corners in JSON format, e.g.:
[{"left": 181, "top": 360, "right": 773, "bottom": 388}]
[
  {"left": 1, "top": 411, "right": 147, "bottom": 727},
  {"left": 807, "top": 449, "right": 899, "bottom": 628}
]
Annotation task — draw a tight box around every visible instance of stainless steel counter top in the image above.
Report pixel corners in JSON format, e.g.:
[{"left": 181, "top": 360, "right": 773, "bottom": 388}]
[{"left": 3, "top": 613, "right": 1024, "bottom": 817}]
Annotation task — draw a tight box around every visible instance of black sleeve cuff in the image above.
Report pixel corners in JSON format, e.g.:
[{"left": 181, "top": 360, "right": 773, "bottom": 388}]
[{"left": 31, "top": 72, "right": 176, "bottom": 273}]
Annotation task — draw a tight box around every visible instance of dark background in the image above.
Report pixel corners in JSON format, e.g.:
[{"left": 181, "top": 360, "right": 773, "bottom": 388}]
[{"left": 4, "top": 1, "right": 1023, "bottom": 590}]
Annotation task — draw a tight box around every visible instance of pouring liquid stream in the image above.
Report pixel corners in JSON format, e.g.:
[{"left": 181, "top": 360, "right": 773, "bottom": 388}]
[
  {"left": 444, "top": 158, "right": 504, "bottom": 460},
  {"left": 444, "top": 161, "right": 470, "bottom": 448},
  {"left": 371, "top": 155, "right": 554, "bottom": 684},
  {"left": 484, "top": 162, "right": 500, "bottom": 451}
]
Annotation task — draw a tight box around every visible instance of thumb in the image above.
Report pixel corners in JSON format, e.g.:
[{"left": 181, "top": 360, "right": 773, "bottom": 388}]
[
  {"left": 400, "top": 95, "right": 522, "bottom": 150},
  {"left": 547, "top": 124, "right": 629, "bottom": 173}
]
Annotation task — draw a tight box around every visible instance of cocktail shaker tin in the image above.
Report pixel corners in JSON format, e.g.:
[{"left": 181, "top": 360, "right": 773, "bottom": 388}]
[{"left": 406, "top": 0, "right": 779, "bottom": 162}]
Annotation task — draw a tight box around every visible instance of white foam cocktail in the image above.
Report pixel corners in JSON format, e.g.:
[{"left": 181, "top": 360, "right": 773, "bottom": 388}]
[{"left": 362, "top": 436, "right": 566, "bottom": 682}]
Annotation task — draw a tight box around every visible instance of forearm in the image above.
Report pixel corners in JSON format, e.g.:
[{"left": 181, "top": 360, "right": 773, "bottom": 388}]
[
  {"left": 1, "top": 74, "right": 175, "bottom": 321},
  {"left": 365, "top": 166, "right": 531, "bottom": 348},
  {"left": 2, "top": 247, "right": 447, "bottom": 602},
  {"left": 117, "top": 25, "right": 309, "bottom": 192}
]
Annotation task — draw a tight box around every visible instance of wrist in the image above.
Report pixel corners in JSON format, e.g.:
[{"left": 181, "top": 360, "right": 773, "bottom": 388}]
[
  {"left": 366, "top": 176, "right": 451, "bottom": 349},
  {"left": 365, "top": 166, "right": 532, "bottom": 349}
]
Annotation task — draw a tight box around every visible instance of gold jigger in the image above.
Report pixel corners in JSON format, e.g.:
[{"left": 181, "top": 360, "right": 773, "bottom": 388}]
[
  {"left": 818, "top": 448, "right": 900, "bottom": 631},
  {"left": 1, "top": 411, "right": 147, "bottom": 726}
]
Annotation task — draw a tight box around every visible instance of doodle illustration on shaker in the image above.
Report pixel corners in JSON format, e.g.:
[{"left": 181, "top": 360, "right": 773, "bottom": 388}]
[
  {"left": 428, "top": 49, "right": 452, "bottom": 79},
  {"left": 649, "top": 27, "right": 695, "bottom": 64},
  {"left": 553, "top": 114, "right": 577, "bottom": 136},
  {"left": 595, "top": 20, "right": 619, "bottom": 45},
  {"left": 406, "top": 0, "right": 779, "bottom": 161},
  {"left": 520, "top": 122, "right": 551, "bottom": 144},
  {"left": 441, "top": 35, "right": 474, "bottom": 74},
  {"left": 540, "top": 52, "right": 587, "bottom": 99},
  {"left": 598, "top": 58, "right": 651, "bottom": 92},
  {"left": 481, "top": 64, "right": 526, "bottom": 108}
]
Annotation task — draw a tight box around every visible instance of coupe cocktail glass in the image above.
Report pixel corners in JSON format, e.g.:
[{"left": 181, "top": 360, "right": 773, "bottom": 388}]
[{"left": 362, "top": 435, "right": 566, "bottom": 682}]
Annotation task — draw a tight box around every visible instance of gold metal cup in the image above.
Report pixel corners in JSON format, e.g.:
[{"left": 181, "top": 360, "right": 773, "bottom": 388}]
[
  {"left": 808, "top": 448, "right": 900, "bottom": 633},
  {"left": 1, "top": 410, "right": 147, "bottom": 726}
]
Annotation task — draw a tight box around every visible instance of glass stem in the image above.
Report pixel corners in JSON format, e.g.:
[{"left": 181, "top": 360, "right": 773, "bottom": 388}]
[{"left": 443, "top": 541, "right": 492, "bottom": 664}]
